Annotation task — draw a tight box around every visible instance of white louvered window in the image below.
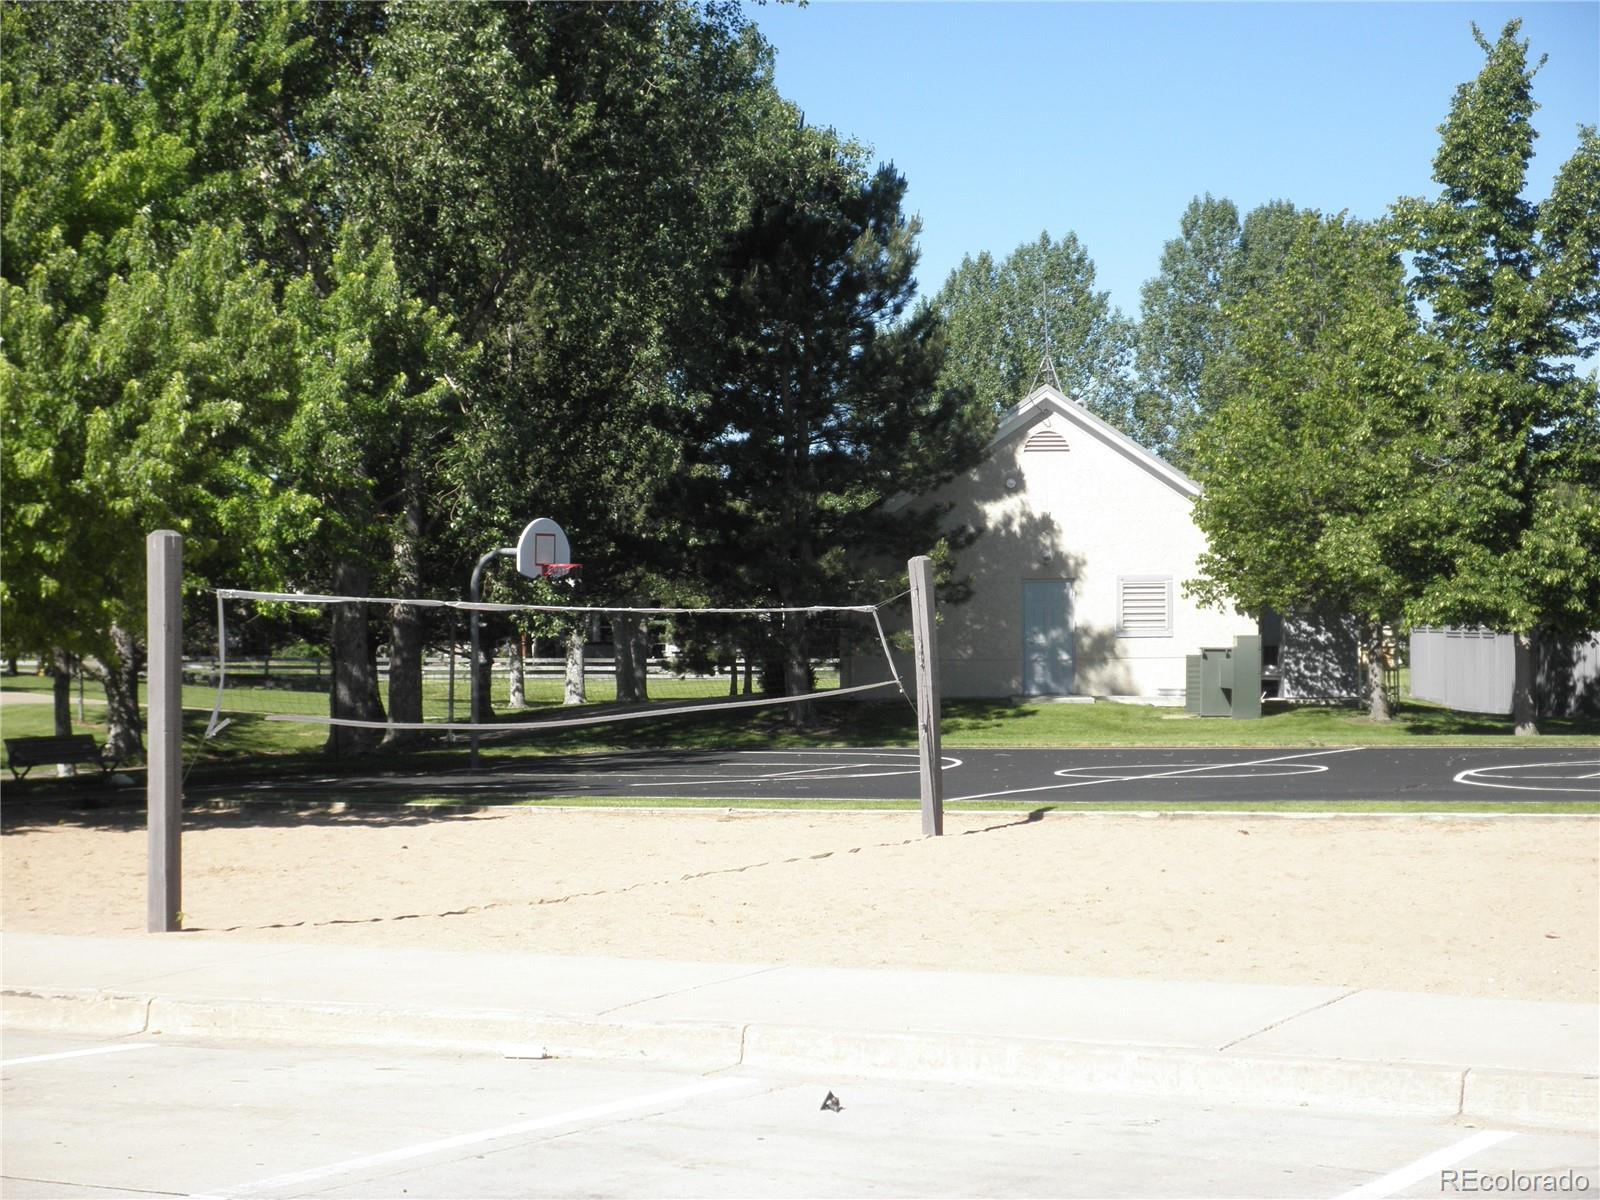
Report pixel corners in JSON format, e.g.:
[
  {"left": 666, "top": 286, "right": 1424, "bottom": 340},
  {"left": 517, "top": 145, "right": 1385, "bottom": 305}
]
[{"left": 1118, "top": 576, "right": 1172, "bottom": 637}]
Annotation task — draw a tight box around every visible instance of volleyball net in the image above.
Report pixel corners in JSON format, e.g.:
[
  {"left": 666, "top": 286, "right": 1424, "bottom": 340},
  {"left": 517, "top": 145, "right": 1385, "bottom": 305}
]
[{"left": 195, "top": 588, "right": 909, "bottom": 739}]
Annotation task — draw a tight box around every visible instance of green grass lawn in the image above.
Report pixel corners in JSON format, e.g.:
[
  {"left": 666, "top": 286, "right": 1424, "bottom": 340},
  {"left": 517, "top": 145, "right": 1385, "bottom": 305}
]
[
  {"left": 0, "top": 666, "right": 827, "bottom": 735},
  {"left": 6, "top": 669, "right": 1598, "bottom": 757},
  {"left": 178, "top": 664, "right": 835, "bottom": 716}
]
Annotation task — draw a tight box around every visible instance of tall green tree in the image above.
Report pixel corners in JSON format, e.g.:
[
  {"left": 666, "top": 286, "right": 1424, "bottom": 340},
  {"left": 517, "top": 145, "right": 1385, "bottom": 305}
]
[
  {"left": 2, "top": 0, "right": 154, "bottom": 740},
  {"left": 331, "top": 1, "right": 778, "bottom": 711},
  {"left": 280, "top": 233, "right": 470, "bottom": 751},
  {"left": 0, "top": 1, "right": 316, "bottom": 755},
  {"left": 1, "top": 1, "right": 455, "bottom": 756},
  {"left": 141, "top": 0, "right": 465, "bottom": 750},
  {"left": 933, "top": 232, "right": 1137, "bottom": 435},
  {"left": 2, "top": 216, "right": 302, "bottom": 754},
  {"left": 4, "top": 0, "right": 992, "bottom": 755},
  {"left": 678, "top": 125, "right": 989, "bottom": 723},
  {"left": 126, "top": 0, "right": 385, "bottom": 285},
  {"left": 1187, "top": 213, "right": 1437, "bottom": 721},
  {"left": 1394, "top": 20, "right": 1600, "bottom": 734},
  {"left": 1133, "top": 195, "right": 1300, "bottom": 466}
]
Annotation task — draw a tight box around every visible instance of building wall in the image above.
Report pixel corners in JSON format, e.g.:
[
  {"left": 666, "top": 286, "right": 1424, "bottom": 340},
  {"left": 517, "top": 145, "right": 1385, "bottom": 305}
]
[
  {"left": 1266, "top": 609, "right": 1363, "bottom": 701},
  {"left": 850, "top": 392, "right": 1256, "bottom": 699}
]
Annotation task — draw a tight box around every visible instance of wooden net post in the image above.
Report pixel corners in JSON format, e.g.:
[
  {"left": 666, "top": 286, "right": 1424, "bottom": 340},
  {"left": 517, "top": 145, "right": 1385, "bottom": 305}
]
[
  {"left": 147, "top": 530, "right": 183, "bottom": 931},
  {"left": 908, "top": 555, "right": 943, "bottom": 836}
]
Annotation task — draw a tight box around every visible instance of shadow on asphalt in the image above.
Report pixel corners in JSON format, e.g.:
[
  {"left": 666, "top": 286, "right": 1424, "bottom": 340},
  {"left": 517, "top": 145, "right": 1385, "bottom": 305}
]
[{"left": 0, "top": 795, "right": 506, "bottom": 834}]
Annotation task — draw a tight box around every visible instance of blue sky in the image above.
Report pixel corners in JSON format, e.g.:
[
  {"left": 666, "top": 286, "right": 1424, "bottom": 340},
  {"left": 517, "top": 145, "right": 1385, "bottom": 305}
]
[{"left": 746, "top": 2, "right": 1600, "bottom": 317}]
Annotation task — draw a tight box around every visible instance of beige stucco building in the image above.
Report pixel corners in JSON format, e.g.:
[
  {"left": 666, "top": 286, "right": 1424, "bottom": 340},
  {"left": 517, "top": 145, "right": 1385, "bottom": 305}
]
[{"left": 847, "top": 383, "right": 1258, "bottom": 701}]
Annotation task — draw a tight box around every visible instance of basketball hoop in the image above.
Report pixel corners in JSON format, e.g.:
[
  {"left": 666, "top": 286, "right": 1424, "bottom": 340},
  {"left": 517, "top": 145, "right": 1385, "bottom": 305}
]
[{"left": 540, "top": 562, "right": 581, "bottom": 588}]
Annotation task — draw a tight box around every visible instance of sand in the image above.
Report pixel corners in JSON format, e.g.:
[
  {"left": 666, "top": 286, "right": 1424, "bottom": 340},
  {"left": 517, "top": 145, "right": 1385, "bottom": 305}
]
[{"left": 2, "top": 804, "right": 1595, "bottom": 1002}]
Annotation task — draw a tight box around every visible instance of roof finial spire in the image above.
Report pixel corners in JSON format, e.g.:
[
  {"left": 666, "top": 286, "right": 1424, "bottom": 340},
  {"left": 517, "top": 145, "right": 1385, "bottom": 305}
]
[{"left": 1029, "top": 277, "right": 1064, "bottom": 395}]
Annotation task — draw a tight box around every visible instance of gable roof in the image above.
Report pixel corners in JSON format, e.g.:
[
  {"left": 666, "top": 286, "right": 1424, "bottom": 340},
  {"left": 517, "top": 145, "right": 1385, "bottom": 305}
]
[{"left": 993, "top": 384, "right": 1200, "bottom": 500}]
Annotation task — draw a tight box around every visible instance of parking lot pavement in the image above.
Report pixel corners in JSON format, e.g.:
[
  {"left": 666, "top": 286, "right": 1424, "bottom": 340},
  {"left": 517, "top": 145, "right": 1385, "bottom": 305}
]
[{"left": 3, "top": 1030, "right": 1596, "bottom": 1199}]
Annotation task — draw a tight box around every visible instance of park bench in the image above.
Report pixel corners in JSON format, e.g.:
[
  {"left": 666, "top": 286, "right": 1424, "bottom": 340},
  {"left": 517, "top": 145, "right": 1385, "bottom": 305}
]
[{"left": 4, "top": 734, "right": 118, "bottom": 780}]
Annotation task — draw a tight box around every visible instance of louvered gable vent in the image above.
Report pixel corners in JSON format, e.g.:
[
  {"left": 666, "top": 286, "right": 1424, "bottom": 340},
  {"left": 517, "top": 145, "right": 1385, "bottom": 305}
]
[
  {"left": 1118, "top": 577, "right": 1172, "bottom": 637},
  {"left": 1024, "top": 428, "right": 1070, "bottom": 452}
]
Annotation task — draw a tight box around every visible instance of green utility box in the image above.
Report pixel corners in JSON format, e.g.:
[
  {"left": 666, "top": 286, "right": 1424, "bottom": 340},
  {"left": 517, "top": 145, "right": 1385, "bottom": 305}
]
[
  {"left": 1185, "top": 648, "right": 1232, "bottom": 716},
  {"left": 1184, "top": 634, "right": 1263, "bottom": 719},
  {"left": 1228, "top": 634, "right": 1262, "bottom": 719}
]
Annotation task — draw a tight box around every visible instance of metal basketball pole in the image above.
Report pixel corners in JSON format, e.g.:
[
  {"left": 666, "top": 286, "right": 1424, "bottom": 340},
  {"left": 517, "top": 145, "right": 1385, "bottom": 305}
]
[{"left": 468, "top": 545, "right": 514, "bottom": 769}]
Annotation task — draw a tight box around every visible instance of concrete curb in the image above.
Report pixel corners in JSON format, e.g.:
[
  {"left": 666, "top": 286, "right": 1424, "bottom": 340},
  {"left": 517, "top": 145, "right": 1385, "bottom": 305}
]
[
  {"left": 1462, "top": 1066, "right": 1600, "bottom": 1131},
  {"left": 740, "top": 1025, "right": 1471, "bottom": 1118},
  {"left": 3, "top": 988, "right": 151, "bottom": 1037},
  {"left": 6, "top": 986, "right": 1594, "bottom": 1132},
  {"left": 2, "top": 987, "right": 743, "bottom": 1067}
]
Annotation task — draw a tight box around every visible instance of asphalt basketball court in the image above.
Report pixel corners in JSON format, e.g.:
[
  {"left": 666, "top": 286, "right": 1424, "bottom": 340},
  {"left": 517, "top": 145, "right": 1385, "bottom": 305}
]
[{"left": 235, "top": 745, "right": 1600, "bottom": 805}]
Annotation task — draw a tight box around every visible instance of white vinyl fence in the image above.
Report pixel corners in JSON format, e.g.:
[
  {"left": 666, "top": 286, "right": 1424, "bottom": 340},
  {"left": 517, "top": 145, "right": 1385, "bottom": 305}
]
[{"left": 1410, "top": 628, "right": 1600, "bottom": 717}]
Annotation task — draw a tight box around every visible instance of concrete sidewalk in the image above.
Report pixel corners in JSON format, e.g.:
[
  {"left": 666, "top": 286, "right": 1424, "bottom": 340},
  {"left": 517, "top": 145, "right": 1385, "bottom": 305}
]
[{"left": 2, "top": 931, "right": 1595, "bottom": 1132}]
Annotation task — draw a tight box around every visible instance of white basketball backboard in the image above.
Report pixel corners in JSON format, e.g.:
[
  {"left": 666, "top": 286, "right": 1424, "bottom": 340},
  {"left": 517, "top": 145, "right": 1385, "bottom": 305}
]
[{"left": 514, "top": 517, "right": 572, "bottom": 579}]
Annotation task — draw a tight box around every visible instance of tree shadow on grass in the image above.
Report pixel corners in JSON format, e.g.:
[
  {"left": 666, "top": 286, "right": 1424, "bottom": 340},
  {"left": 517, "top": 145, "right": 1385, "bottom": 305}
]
[
  {"left": 1308, "top": 700, "right": 1600, "bottom": 739},
  {"left": 1383, "top": 700, "right": 1597, "bottom": 737}
]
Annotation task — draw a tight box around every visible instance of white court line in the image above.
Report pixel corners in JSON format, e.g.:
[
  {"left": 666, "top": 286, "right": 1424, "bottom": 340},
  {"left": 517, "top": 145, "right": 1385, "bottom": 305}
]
[
  {"left": 1054, "top": 761, "right": 1330, "bottom": 782},
  {"left": 550, "top": 753, "right": 924, "bottom": 769},
  {"left": 485, "top": 761, "right": 945, "bottom": 787},
  {"left": 634, "top": 771, "right": 902, "bottom": 788},
  {"left": 731, "top": 763, "right": 903, "bottom": 778},
  {"left": 632, "top": 756, "right": 964, "bottom": 788},
  {"left": 1454, "top": 760, "right": 1600, "bottom": 795},
  {"left": 194, "top": 1076, "right": 746, "bottom": 1199},
  {"left": 604, "top": 795, "right": 924, "bottom": 804},
  {"left": 737, "top": 751, "right": 920, "bottom": 761},
  {"left": 947, "top": 747, "right": 1366, "bottom": 803},
  {"left": 2, "top": 1043, "right": 157, "bottom": 1068},
  {"left": 500, "top": 752, "right": 938, "bottom": 782},
  {"left": 1331, "top": 1128, "right": 1517, "bottom": 1200},
  {"left": 1499, "top": 773, "right": 1600, "bottom": 780}
]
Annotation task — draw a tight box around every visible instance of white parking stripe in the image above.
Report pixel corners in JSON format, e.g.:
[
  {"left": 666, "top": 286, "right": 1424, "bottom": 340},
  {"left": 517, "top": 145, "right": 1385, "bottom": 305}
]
[
  {"left": 2, "top": 1043, "right": 157, "bottom": 1068},
  {"left": 195, "top": 1076, "right": 747, "bottom": 1199},
  {"left": 1332, "top": 1128, "right": 1517, "bottom": 1199},
  {"left": 947, "top": 747, "right": 1365, "bottom": 803}
]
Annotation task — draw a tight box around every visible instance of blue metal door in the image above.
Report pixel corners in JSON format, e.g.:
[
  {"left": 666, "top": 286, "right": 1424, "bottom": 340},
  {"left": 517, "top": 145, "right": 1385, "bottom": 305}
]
[{"left": 1023, "top": 579, "right": 1075, "bottom": 695}]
